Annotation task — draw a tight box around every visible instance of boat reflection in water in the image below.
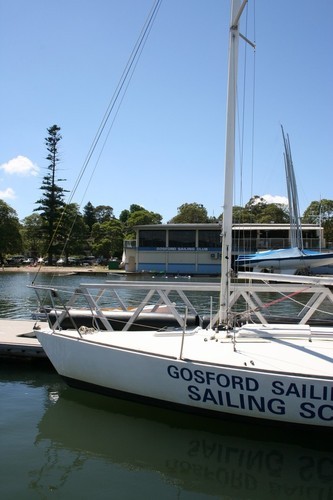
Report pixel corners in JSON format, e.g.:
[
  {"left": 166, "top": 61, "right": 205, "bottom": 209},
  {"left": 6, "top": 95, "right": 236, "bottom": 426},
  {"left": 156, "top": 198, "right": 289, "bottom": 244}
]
[{"left": 36, "top": 389, "right": 333, "bottom": 499}]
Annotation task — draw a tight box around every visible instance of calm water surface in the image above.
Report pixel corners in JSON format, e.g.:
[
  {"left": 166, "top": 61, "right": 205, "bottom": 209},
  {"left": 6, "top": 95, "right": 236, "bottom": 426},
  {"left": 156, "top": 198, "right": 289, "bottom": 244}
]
[
  {"left": 0, "top": 272, "right": 332, "bottom": 499},
  {"left": 0, "top": 271, "right": 221, "bottom": 319},
  {"left": 0, "top": 271, "right": 117, "bottom": 319}
]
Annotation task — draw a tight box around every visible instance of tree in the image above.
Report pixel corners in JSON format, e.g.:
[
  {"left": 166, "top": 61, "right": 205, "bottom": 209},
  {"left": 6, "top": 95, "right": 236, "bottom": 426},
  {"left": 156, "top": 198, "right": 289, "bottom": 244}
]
[
  {"left": 91, "top": 219, "right": 124, "bottom": 259},
  {"left": 219, "top": 196, "right": 290, "bottom": 224},
  {"left": 83, "top": 201, "right": 97, "bottom": 232},
  {"left": 119, "top": 204, "right": 145, "bottom": 225},
  {"left": 257, "top": 204, "right": 289, "bottom": 224},
  {"left": 169, "top": 203, "right": 210, "bottom": 223},
  {"left": 120, "top": 205, "right": 162, "bottom": 239},
  {"left": 128, "top": 204, "right": 145, "bottom": 213},
  {"left": 303, "top": 199, "right": 333, "bottom": 223},
  {"left": 0, "top": 200, "right": 22, "bottom": 262},
  {"left": 35, "top": 125, "right": 67, "bottom": 265},
  {"left": 119, "top": 209, "right": 130, "bottom": 224},
  {"left": 232, "top": 205, "right": 254, "bottom": 223},
  {"left": 303, "top": 199, "right": 333, "bottom": 245},
  {"left": 57, "top": 203, "right": 90, "bottom": 262},
  {"left": 21, "top": 213, "right": 45, "bottom": 258},
  {"left": 94, "top": 205, "right": 114, "bottom": 223},
  {"left": 242, "top": 196, "right": 289, "bottom": 223},
  {"left": 125, "top": 209, "right": 162, "bottom": 235}
]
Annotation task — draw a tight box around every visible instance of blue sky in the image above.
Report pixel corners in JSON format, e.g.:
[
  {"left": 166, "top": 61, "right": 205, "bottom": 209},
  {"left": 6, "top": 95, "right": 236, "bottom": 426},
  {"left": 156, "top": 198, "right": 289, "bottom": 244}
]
[{"left": 1, "top": 0, "right": 332, "bottom": 223}]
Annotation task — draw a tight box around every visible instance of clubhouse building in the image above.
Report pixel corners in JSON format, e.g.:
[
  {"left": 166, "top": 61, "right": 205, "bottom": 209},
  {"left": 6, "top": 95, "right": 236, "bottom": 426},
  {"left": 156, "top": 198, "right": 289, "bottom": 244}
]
[{"left": 122, "top": 223, "right": 325, "bottom": 275}]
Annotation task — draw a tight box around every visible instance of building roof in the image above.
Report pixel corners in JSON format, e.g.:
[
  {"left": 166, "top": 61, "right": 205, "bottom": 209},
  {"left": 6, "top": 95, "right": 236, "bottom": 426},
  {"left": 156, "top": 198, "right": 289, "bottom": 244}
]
[{"left": 134, "top": 223, "right": 320, "bottom": 231}]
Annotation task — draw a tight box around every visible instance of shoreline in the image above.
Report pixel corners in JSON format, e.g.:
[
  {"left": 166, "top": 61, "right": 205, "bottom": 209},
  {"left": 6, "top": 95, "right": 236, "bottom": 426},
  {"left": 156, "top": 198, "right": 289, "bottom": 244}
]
[
  {"left": 1, "top": 266, "right": 332, "bottom": 278},
  {"left": 1, "top": 265, "right": 121, "bottom": 275}
]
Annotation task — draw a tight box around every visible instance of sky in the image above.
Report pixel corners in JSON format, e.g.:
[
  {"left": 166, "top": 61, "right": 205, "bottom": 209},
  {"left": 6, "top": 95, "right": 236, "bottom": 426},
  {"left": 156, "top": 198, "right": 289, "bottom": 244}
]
[{"left": 1, "top": 0, "right": 332, "bottom": 223}]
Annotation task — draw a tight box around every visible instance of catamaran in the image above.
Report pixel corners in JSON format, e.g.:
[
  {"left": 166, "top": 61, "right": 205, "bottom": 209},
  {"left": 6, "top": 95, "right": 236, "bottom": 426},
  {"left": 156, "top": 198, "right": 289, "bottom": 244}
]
[{"left": 33, "top": 0, "right": 333, "bottom": 429}]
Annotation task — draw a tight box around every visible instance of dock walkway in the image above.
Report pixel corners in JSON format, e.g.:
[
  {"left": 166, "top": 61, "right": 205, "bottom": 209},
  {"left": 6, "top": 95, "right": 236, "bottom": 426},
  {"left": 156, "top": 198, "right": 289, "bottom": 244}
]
[{"left": 0, "top": 319, "right": 48, "bottom": 360}]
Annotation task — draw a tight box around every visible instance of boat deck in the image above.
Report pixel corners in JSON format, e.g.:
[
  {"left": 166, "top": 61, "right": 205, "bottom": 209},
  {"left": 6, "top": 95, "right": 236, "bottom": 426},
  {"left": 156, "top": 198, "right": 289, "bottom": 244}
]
[{"left": 39, "top": 324, "right": 333, "bottom": 377}]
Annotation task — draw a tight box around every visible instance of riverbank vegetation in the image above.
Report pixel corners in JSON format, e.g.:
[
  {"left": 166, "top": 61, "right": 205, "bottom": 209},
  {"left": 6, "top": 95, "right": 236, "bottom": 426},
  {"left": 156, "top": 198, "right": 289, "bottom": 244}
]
[
  {"left": 1, "top": 125, "right": 332, "bottom": 265},
  {"left": 2, "top": 192, "right": 332, "bottom": 268}
]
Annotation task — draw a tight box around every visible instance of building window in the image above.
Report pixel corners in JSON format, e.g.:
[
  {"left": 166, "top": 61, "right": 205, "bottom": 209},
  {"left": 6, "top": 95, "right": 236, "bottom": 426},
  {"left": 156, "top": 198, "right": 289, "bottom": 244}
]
[
  {"left": 168, "top": 230, "right": 196, "bottom": 247},
  {"left": 139, "top": 230, "right": 166, "bottom": 247},
  {"left": 198, "top": 230, "right": 221, "bottom": 248}
]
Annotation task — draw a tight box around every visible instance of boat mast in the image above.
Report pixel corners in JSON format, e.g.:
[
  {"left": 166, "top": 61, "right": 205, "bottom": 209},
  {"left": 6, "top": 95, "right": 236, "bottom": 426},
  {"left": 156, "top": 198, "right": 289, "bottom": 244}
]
[
  {"left": 219, "top": 0, "right": 247, "bottom": 326},
  {"left": 282, "top": 126, "right": 303, "bottom": 250}
]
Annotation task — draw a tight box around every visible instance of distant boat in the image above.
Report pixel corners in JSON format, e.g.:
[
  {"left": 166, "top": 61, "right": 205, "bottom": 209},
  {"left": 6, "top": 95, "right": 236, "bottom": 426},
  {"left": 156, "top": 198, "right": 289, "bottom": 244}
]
[
  {"left": 235, "top": 246, "right": 333, "bottom": 275},
  {"left": 235, "top": 127, "right": 333, "bottom": 274},
  {"left": 33, "top": 0, "right": 333, "bottom": 430}
]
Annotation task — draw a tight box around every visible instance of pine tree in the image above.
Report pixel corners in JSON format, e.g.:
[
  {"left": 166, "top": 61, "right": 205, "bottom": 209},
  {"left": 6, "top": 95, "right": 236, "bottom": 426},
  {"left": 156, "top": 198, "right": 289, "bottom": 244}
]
[
  {"left": 35, "top": 125, "right": 67, "bottom": 265},
  {"left": 83, "top": 201, "right": 97, "bottom": 232}
]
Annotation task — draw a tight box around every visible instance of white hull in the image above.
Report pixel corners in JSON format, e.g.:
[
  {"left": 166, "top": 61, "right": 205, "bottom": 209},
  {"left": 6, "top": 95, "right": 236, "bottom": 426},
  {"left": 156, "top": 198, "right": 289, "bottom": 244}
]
[
  {"left": 236, "top": 249, "right": 333, "bottom": 274},
  {"left": 36, "top": 325, "right": 333, "bottom": 429},
  {"left": 254, "top": 255, "right": 333, "bottom": 272}
]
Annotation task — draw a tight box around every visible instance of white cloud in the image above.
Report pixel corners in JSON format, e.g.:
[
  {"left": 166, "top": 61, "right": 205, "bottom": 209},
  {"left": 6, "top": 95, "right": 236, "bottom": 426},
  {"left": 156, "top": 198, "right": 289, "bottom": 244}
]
[
  {"left": 0, "top": 187, "right": 16, "bottom": 200},
  {"left": 262, "top": 194, "right": 288, "bottom": 205},
  {"left": 0, "top": 156, "right": 39, "bottom": 176}
]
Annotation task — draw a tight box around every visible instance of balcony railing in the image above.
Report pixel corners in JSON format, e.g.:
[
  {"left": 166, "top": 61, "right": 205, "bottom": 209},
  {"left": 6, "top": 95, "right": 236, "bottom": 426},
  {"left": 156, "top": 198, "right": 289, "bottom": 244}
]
[
  {"left": 233, "top": 238, "right": 322, "bottom": 252},
  {"left": 125, "top": 238, "right": 324, "bottom": 252}
]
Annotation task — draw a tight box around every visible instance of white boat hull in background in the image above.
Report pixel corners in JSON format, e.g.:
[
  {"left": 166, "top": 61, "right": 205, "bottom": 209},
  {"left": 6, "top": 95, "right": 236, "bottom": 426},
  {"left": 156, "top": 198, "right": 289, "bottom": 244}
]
[{"left": 236, "top": 248, "right": 333, "bottom": 275}]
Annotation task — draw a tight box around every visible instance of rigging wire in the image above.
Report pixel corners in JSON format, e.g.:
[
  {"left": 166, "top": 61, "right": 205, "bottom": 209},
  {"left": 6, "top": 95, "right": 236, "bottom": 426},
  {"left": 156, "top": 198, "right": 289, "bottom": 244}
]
[
  {"left": 32, "top": 0, "right": 163, "bottom": 285},
  {"left": 68, "top": 0, "right": 163, "bottom": 205},
  {"left": 250, "top": 0, "right": 256, "bottom": 203},
  {"left": 229, "top": 0, "right": 256, "bottom": 324},
  {"left": 75, "top": 1, "right": 161, "bottom": 213},
  {"left": 233, "top": 1, "right": 256, "bottom": 255}
]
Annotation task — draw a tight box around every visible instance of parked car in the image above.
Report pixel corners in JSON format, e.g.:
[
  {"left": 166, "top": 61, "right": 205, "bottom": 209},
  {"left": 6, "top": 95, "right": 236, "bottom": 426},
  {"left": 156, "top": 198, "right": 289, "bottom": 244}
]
[
  {"left": 6, "top": 255, "right": 25, "bottom": 266},
  {"left": 22, "top": 258, "right": 34, "bottom": 265},
  {"left": 68, "top": 257, "right": 81, "bottom": 266},
  {"left": 80, "top": 256, "right": 96, "bottom": 266},
  {"left": 96, "top": 257, "right": 109, "bottom": 265}
]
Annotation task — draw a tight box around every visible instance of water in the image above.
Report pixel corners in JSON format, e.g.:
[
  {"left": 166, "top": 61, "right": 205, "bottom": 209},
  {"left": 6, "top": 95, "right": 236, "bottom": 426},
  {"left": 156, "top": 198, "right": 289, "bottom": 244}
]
[
  {"left": 0, "top": 270, "right": 331, "bottom": 323},
  {"left": 0, "top": 271, "right": 221, "bottom": 320},
  {"left": 0, "top": 271, "right": 116, "bottom": 319},
  {"left": 1, "top": 272, "right": 333, "bottom": 499},
  {"left": 1, "top": 361, "right": 333, "bottom": 500}
]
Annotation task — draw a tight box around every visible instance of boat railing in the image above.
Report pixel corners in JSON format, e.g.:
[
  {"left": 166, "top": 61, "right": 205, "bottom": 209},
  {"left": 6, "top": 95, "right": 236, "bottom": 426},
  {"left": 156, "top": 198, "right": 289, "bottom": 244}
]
[
  {"left": 30, "top": 281, "right": 218, "bottom": 333},
  {"left": 30, "top": 277, "right": 333, "bottom": 332}
]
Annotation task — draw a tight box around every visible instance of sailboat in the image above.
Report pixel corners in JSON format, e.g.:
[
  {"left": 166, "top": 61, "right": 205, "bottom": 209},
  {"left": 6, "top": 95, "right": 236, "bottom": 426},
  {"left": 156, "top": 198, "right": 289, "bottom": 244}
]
[
  {"left": 33, "top": 0, "right": 333, "bottom": 429},
  {"left": 235, "top": 127, "right": 333, "bottom": 274}
]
